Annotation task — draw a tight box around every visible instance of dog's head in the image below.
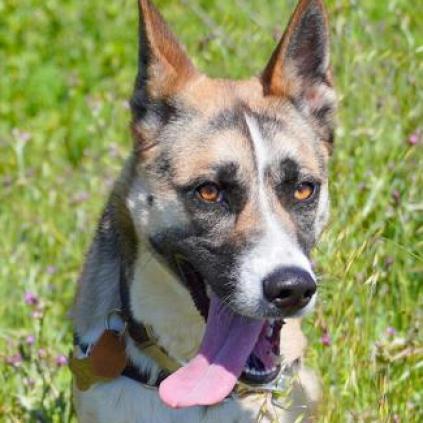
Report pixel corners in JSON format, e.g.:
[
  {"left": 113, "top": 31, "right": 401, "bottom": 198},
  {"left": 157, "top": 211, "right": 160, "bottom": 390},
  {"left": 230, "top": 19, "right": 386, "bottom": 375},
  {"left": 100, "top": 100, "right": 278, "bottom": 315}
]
[{"left": 128, "top": 0, "right": 335, "bottom": 322}]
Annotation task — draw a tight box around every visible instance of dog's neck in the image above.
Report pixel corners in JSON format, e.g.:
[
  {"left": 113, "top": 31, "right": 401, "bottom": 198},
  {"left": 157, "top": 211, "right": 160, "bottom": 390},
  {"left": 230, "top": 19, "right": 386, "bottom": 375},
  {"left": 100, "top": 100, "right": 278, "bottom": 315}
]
[
  {"left": 75, "top": 248, "right": 204, "bottom": 361},
  {"left": 130, "top": 251, "right": 205, "bottom": 363}
]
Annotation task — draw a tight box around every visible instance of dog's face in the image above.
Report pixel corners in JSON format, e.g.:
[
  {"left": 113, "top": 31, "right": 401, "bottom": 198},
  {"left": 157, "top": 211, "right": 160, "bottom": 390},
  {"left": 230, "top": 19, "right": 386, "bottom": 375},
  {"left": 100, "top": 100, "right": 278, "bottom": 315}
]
[{"left": 128, "top": 0, "right": 336, "bottom": 320}]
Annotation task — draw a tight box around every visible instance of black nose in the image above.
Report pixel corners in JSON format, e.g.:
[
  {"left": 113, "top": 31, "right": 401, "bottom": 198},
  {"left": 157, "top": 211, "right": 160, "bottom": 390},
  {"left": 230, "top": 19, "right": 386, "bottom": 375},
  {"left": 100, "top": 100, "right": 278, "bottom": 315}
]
[{"left": 263, "top": 267, "right": 316, "bottom": 313}]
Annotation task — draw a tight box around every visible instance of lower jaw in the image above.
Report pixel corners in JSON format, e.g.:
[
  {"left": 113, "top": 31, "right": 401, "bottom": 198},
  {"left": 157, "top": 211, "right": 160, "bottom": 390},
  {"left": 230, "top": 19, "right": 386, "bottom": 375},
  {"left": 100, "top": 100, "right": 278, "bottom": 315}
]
[{"left": 241, "top": 363, "right": 281, "bottom": 385}]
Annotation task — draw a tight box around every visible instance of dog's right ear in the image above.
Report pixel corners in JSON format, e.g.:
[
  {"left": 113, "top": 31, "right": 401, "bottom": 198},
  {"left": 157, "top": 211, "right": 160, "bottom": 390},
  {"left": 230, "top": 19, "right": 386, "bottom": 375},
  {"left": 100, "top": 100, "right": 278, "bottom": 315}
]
[
  {"left": 131, "top": 0, "right": 197, "bottom": 121},
  {"left": 262, "top": 0, "right": 336, "bottom": 149}
]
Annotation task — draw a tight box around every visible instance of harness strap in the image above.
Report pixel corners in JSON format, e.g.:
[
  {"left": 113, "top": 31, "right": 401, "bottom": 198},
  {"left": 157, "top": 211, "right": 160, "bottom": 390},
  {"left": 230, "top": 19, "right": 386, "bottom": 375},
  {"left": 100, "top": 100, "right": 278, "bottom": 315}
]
[
  {"left": 122, "top": 363, "right": 169, "bottom": 387},
  {"left": 118, "top": 260, "right": 131, "bottom": 322}
]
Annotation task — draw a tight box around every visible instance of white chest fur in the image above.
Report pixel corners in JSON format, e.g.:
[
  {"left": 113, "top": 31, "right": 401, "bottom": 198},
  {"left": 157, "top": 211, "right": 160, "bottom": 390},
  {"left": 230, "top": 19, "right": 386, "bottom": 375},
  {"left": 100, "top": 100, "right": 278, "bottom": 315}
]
[
  {"left": 129, "top": 251, "right": 205, "bottom": 362},
  {"left": 73, "top": 374, "right": 315, "bottom": 423}
]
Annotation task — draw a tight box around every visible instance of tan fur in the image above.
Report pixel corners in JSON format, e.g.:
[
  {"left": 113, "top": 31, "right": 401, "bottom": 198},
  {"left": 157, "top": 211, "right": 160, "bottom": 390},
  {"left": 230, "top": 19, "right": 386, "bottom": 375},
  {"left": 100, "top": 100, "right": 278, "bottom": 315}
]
[
  {"left": 262, "top": 0, "right": 331, "bottom": 96},
  {"left": 138, "top": 0, "right": 197, "bottom": 98}
]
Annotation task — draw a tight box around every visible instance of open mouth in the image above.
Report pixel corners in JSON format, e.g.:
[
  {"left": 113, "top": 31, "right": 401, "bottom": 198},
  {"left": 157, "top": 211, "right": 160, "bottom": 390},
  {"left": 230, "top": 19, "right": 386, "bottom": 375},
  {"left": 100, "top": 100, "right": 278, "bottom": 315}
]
[{"left": 159, "top": 258, "right": 284, "bottom": 408}]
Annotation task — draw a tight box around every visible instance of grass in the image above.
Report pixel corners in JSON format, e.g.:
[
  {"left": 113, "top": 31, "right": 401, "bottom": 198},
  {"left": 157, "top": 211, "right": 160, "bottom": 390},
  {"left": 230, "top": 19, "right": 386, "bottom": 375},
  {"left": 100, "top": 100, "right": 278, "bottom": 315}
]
[{"left": 0, "top": 0, "right": 421, "bottom": 421}]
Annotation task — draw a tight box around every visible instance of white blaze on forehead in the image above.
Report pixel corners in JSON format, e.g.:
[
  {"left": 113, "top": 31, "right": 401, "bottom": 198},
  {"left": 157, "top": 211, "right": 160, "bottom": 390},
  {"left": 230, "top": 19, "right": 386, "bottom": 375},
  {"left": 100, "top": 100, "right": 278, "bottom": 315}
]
[{"left": 236, "top": 115, "right": 314, "bottom": 313}]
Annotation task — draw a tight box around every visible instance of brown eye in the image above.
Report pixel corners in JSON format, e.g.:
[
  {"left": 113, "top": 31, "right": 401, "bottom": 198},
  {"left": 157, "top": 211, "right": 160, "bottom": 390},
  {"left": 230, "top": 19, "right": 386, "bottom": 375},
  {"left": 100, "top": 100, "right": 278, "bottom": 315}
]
[
  {"left": 294, "top": 182, "right": 315, "bottom": 201},
  {"left": 196, "top": 183, "right": 222, "bottom": 203}
]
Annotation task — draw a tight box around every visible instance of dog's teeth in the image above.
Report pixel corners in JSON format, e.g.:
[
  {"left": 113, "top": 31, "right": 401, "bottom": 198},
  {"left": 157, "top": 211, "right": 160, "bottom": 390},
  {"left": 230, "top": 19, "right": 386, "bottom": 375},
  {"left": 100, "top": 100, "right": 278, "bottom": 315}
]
[{"left": 244, "top": 365, "right": 280, "bottom": 378}]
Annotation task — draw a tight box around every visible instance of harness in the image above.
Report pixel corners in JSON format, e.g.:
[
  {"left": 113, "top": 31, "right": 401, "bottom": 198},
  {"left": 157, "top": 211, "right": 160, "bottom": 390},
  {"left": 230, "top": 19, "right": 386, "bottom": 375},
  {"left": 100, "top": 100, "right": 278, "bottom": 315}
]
[{"left": 69, "top": 264, "right": 296, "bottom": 414}]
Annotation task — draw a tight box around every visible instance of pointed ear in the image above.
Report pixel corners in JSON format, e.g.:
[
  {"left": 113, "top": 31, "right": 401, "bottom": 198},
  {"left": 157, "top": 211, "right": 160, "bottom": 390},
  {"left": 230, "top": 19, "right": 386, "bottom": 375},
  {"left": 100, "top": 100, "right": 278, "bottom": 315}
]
[
  {"left": 133, "top": 0, "right": 197, "bottom": 103},
  {"left": 262, "top": 0, "right": 336, "bottom": 147}
]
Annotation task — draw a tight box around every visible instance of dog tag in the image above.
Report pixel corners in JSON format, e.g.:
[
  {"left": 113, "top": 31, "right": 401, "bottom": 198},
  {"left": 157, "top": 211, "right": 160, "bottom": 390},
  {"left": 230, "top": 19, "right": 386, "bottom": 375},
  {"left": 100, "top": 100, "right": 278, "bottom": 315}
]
[{"left": 89, "top": 330, "right": 128, "bottom": 379}]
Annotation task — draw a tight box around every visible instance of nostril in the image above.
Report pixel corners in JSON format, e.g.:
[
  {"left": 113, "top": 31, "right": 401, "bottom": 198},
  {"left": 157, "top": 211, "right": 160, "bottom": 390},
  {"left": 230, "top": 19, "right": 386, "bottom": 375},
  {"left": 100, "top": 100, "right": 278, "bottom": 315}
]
[
  {"left": 278, "top": 289, "right": 292, "bottom": 299},
  {"left": 304, "top": 289, "right": 314, "bottom": 299}
]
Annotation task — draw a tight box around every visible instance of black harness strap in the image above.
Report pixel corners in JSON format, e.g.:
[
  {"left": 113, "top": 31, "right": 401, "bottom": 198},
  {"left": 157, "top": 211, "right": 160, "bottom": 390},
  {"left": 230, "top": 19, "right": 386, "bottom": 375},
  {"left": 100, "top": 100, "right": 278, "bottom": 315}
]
[
  {"left": 119, "top": 259, "right": 132, "bottom": 322},
  {"left": 119, "top": 260, "right": 153, "bottom": 346},
  {"left": 118, "top": 259, "right": 168, "bottom": 387}
]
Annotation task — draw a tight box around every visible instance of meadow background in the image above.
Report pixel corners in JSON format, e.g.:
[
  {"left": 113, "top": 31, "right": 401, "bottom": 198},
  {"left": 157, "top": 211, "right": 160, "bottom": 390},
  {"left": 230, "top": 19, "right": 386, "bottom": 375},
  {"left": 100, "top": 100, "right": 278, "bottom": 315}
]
[{"left": 0, "top": 0, "right": 421, "bottom": 421}]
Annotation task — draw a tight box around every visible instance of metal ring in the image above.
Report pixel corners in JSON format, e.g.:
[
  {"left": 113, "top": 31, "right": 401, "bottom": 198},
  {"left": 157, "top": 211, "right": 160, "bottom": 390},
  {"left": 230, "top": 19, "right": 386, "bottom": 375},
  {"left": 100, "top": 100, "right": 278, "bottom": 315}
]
[{"left": 104, "top": 309, "right": 127, "bottom": 335}]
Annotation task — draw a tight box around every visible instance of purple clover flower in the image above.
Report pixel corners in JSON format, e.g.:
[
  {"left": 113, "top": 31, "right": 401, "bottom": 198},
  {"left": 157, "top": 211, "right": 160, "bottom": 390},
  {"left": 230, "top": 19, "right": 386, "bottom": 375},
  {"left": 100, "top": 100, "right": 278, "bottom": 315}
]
[
  {"left": 320, "top": 331, "right": 331, "bottom": 346},
  {"left": 24, "top": 292, "right": 39, "bottom": 306},
  {"left": 386, "top": 327, "right": 396, "bottom": 337},
  {"left": 56, "top": 354, "right": 68, "bottom": 367},
  {"left": 408, "top": 131, "right": 420, "bottom": 145},
  {"left": 6, "top": 353, "right": 23, "bottom": 367},
  {"left": 26, "top": 335, "right": 35, "bottom": 345}
]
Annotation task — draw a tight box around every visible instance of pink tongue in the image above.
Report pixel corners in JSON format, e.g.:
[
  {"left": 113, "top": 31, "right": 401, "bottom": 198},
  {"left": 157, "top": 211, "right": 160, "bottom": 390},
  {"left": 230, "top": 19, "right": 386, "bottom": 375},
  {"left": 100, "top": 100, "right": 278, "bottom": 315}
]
[{"left": 159, "top": 294, "right": 264, "bottom": 408}]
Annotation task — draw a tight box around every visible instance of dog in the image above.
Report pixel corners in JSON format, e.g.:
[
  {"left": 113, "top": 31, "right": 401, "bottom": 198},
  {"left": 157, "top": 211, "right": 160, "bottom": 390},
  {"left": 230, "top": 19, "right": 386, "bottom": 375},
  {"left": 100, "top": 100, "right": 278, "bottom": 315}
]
[{"left": 71, "top": 0, "right": 336, "bottom": 421}]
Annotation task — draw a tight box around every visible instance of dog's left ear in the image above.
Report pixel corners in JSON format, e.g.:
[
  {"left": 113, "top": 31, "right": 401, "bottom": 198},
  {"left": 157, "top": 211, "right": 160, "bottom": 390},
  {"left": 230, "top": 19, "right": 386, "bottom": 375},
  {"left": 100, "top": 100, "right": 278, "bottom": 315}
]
[
  {"left": 131, "top": 0, "right": 199, "bottom": 152},
  {"left": 262, "top": 0, "right": 336, "bottom": 148},
  {"left": 132, "top": 0, "right": 197, "bottom": 108}
]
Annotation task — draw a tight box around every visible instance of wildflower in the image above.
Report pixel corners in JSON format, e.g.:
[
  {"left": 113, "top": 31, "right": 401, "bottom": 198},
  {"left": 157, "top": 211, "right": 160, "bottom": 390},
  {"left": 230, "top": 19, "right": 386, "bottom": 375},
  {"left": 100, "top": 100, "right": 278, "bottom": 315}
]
[
  {"left": 26, "top": 335, "right": 35, "bottom": 345},
  {"left": 6, "top": 353, "right": 23, "bottom": 367},
  {"left": 386, "top": 327, "right": 396, "bottom": 337},
  {"left": 56, "top": 354, "right": 68, "bottom": 367},
  {"left": 320, "top": 331, "right": 331, "bottom": 346},
  {"left": 408, "top": 131, "right": 420, "bottom": 145},
  {"left": 24, "top": 292, "right": 39, "bottom": 306}
]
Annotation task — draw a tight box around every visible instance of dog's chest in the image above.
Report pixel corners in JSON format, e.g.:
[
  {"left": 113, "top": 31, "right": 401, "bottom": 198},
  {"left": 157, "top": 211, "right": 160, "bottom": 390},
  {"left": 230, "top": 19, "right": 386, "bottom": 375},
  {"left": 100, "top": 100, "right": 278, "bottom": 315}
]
[
  {"left": 130, "top": 252, "right": 205, "bottom": 362},
  {"left": 75, "top": 378, "right": 261, "bottom": 423}
]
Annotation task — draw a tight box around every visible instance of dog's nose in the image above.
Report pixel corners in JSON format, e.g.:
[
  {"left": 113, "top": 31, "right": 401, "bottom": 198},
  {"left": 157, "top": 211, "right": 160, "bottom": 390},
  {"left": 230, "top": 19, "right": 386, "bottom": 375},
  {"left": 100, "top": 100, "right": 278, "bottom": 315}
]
[{"left": 263, "top": 267, "right": 316, "bottom": 313}]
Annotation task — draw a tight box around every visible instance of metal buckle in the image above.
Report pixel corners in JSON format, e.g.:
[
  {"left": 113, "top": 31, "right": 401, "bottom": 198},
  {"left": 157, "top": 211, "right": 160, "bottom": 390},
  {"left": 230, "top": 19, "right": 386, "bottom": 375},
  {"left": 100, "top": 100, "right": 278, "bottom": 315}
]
[{"left": 231, "top": 365, "right": 291, "bottom": 401}]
